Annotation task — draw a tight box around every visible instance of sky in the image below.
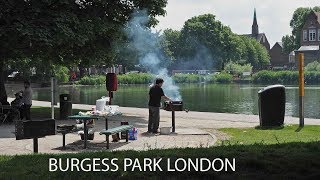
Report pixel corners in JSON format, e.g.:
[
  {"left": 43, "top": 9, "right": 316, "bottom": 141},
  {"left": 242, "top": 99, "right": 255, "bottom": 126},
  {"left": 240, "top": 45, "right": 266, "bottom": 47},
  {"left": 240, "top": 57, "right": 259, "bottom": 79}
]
[{"left": 153, "top": 0, "right": 320, "bottom": 46}]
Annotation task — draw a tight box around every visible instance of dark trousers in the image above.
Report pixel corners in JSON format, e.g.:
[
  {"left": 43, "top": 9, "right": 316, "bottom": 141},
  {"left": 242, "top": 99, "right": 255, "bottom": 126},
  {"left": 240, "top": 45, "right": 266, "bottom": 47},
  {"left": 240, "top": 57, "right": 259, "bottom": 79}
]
[
  {"left": 20, "top": 104, "right": 32, "bottom": 120},
  {"left": 148, "top": 106, "right": 160, "bottom": 133}
]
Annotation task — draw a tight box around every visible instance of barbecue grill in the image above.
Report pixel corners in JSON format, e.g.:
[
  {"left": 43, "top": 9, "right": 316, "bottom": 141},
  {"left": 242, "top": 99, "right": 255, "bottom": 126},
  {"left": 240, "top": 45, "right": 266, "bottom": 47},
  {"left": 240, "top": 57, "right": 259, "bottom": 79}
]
[{"left": 163, "top": 101, "right": 183, "bottom": 133}]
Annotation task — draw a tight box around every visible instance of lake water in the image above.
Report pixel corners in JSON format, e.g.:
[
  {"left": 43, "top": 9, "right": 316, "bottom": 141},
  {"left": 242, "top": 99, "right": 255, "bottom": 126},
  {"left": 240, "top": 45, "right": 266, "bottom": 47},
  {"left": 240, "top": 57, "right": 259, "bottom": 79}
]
[{"left": 24, "top": 84, "right": 320, "bottom": 119}]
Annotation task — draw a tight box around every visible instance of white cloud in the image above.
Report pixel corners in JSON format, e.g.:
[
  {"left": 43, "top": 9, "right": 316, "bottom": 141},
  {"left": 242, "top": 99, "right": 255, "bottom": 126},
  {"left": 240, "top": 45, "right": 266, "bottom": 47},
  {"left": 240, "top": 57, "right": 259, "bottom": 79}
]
[{"left": 154, "top": 0, "right": 320, "bottom": 46}]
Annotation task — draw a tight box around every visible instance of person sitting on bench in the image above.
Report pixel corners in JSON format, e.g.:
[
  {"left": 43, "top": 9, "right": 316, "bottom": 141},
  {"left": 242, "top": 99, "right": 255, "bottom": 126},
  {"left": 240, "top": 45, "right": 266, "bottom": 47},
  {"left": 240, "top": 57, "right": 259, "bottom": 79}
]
[{"left": 5, "top": 92, "right": 23, "bottom": 122}]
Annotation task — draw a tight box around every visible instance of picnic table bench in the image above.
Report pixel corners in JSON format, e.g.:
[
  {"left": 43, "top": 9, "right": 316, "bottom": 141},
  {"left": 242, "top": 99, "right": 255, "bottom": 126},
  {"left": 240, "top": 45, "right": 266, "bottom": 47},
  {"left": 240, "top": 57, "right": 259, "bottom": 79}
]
[
  {"left": 99, "top": 125, "right": 133, "bottom": 149},
  {"left": 57, "top": 112, "right": 129, "bottom": 149},
  {"left": 56, "top": 124, "right": 77, "bottom": 149}
]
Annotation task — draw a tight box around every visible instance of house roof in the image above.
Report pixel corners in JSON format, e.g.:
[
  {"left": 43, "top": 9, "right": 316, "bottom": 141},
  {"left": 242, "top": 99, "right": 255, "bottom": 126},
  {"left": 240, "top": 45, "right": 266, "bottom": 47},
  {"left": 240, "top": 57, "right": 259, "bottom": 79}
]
[
  {"left": 277, "top": 42, "right": 283, "bottom": 48},
  {"left": 297, "top": 45, "right": 320, "bottom": 51},
  {"left": 271, "top": 42, "right": 283, "bottom": 49},
  {"left": 241, "top": 33, "right": 266, "bottom": 41}
]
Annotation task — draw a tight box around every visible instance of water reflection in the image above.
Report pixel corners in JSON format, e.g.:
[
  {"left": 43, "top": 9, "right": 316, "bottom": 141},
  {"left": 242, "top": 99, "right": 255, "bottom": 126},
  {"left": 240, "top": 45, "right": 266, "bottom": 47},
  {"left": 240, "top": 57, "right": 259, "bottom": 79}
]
[{"left": 13, "top": 84, "right": 320, "bottom": 119}]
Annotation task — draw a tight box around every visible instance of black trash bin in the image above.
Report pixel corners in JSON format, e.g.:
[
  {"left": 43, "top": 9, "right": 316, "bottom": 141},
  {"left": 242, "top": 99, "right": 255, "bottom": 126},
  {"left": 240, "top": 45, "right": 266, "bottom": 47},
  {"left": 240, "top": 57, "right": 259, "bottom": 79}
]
[
  {"left": 258, "top": 85, "right": 285, "bottom": 127},
  {"left": 60, "top": 94, "right": 72, "bottom": 120}
]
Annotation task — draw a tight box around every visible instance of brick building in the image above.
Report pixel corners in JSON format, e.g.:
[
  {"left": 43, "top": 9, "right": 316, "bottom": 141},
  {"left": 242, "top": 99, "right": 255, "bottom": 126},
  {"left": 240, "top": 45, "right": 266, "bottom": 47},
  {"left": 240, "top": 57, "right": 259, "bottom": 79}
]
[
  {"left": 295, "top": 11, "right": 320, "bottom": 65},
  {"left": 269, "top": 42, "right": 291, "bottom": 68}
]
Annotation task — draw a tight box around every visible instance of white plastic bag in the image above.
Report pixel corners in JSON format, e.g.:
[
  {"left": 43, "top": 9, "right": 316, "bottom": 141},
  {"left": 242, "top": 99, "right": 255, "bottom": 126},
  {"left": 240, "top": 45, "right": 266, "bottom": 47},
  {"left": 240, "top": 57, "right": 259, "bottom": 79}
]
[{"left": 96, "top": 96, "right": 110, "bottom": 111}]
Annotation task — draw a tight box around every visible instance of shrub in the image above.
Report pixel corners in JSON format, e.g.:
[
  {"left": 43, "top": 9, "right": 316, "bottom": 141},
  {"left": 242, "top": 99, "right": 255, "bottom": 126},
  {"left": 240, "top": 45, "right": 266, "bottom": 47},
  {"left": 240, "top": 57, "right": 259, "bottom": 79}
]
[
  {"left": 305, "top": 71, "right": 320, "bottom": 84},
  {"left": 252, "top": 70, "right": 320, "bottom": 84},
  {"left": 117, "top": 73, "right": 154, "bottom": 84},
  {"left": 305, "top": 61, "right": 320, "bottom": 71},
  {"left": 78, "top": 73, "right": 155, "bottom": 85},
  {"left": 172, "top": 73, "right": 202, "bottom": 83},
  {"left": 252, "top": 70, "right": 275, "bottom": 84},
  {"left": 213, "top": 72, "right": 233, "bottom": 83},
  {"left": 224, "top": 62, "right": 252, "bottom": 77},
  {"left": 78, "top": 75, "right": 105, "bottom": 85}
]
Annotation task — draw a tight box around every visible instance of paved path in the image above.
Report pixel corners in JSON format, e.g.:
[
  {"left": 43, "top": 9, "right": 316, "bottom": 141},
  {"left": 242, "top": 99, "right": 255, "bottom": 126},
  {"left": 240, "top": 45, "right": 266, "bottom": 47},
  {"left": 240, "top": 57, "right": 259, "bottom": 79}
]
[{"left": 0, "top": 98, "right": 319, "bottom": 155}]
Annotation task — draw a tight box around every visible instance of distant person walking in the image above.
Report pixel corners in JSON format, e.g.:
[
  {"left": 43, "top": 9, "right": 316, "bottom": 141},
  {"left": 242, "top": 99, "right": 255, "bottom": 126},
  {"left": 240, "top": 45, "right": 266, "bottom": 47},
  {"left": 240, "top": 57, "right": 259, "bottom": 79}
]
[
  {"left": 21, "top": 80, "right": 33, "bottom": 120},
  {"left": 148, "top": 78, "right": 171, "bottom": 134}
]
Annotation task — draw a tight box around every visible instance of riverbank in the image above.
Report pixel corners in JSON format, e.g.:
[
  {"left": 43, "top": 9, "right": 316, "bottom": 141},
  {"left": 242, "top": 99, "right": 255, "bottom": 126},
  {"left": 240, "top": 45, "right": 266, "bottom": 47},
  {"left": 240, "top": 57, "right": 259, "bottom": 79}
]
[
  {"left": 75, "top": 71, "right": 320, "bottom": 85},
  {"left": 7, "top": 83, "right": 320, "bottom": 119}
]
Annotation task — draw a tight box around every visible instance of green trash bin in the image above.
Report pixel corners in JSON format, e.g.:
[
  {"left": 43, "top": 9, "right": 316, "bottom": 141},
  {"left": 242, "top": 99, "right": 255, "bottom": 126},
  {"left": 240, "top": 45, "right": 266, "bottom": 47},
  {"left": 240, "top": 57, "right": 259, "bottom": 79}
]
[{"left": 59, "top": 94, "right": 72, "bottom": 120}]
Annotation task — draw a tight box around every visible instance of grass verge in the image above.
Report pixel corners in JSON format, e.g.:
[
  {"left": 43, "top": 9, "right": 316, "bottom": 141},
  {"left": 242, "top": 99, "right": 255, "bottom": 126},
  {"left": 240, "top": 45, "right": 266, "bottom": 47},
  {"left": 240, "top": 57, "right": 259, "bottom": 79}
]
[
  {"left": 0, "top": 142, "right": 319, "bottom": 179},
  {"left": 219, "top": 125, "right": 320, "bottom": 145},
  {"left": 31, "top": 106, "right": 86, "bottom": 119}
]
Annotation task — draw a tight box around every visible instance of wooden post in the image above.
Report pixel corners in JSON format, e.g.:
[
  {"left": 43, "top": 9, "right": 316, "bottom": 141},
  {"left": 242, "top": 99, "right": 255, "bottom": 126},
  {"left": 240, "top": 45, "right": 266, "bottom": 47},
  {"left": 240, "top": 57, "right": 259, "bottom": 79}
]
[{"left": 298, "top": 53, "right": 304, "bottom": 127}]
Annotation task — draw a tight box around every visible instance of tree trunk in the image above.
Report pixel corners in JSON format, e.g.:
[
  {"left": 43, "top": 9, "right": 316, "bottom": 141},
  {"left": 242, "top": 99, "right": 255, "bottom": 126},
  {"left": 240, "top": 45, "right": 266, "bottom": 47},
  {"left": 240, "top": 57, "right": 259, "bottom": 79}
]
[
  {"left": 78, "top": 64, "right": 85, "bottom": 78},
  {"left": 0, "top": 61, "right": 9, "bottom": 105}
]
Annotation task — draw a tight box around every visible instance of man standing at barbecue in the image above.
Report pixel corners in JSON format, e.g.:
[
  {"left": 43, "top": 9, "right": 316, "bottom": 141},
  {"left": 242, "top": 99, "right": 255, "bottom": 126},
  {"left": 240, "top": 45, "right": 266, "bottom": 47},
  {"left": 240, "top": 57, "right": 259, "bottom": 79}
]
[{"left": 148, "top": 78, "right": 171, "bottom": 134}]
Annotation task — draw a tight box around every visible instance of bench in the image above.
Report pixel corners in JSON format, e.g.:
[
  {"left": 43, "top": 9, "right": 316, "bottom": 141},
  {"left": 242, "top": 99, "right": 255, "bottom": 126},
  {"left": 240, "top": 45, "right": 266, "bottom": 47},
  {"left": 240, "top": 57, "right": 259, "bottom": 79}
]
[{"left": 99, "top": 125, "right": 133, "bottom": 149}]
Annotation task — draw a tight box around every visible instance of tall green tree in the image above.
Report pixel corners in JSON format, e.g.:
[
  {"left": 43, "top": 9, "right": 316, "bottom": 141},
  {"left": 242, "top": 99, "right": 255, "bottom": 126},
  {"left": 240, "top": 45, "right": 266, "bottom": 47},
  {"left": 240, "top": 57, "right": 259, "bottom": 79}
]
[
  {"left": 0, "top": 0, "right": 167, "bottom": 104},
  {"left": 162, "top": 29, "right": 182, "bottom": 61},
  {"left": 282, "top": 35, "right": 295, "bottom": 54},
  {"left": 161, "top": 14, "right": 269, "bottom": 70},
  {"left": 179, "top": 14, "right": 244, "bottom": 69},
  {"left": 239, "top": 36, "right": 270, "bottom": 69}
]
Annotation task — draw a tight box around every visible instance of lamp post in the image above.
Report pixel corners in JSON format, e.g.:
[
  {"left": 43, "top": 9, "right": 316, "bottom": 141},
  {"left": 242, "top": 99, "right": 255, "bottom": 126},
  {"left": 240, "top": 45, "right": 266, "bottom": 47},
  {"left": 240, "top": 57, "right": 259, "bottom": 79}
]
[{"left": 51, "top": 76, "right": 56, "bottom": 119}]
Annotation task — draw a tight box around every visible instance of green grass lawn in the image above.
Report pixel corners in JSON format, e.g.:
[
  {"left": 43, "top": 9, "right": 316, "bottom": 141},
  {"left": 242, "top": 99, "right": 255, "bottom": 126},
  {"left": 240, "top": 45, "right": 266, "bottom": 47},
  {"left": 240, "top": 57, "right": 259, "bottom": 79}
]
[
  {"left": 0, "top": 142, "right": 320, "bottom": 179},
  {"left": 31, "top": 106, "right": 86, "bottom": 119},
  {"left": 219, "top": 125, "right": 320, "bottom": 145}
]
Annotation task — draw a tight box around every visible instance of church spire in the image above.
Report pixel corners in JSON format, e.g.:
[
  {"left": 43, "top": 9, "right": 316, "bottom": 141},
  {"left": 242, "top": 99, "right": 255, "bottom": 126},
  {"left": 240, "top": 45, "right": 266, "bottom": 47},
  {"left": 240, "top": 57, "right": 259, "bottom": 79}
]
[{"left": 252, "top": 8, "right": 259, "bottom": 37}]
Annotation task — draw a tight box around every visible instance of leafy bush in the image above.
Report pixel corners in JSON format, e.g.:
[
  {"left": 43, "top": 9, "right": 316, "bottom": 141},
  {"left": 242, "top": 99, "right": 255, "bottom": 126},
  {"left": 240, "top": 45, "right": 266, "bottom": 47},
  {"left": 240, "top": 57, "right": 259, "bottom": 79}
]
[
  {"left": 252, "top": 71, "right": 296, "bottom": 84},
  {"left": 117, "top": 73, "right": 154, "bottom": 84},
  {"left": 224, "top": 62, "right": 252, "bottom": 77},
  {"left": 213, "top": 72, "right": 233, "bottom": 83},
  {"left": 305, "top": 71, "right": 320, "bottom": 84},
  {"left": 305, "top": 61, "right": 320, "bottom": 71},
  {"left": 78, "top": 73, "right": 155, "bottom": 85},
  {"left": 252, "top": 70, "right": 320, "bottom": 84},
  {"left": 172, "top": 73, "right": 202, "bottom": 83},
  {"left": 78, "top": 75, "right": 105, "bottom": 85}
]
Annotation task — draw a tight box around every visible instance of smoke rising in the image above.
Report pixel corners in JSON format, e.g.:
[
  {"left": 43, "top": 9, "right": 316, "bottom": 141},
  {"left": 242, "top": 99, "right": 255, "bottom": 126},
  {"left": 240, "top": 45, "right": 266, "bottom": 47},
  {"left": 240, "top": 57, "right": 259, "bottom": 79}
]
[
  {"left": 126, "top": 10, "right": 182, "bottom": 100},
  {"left": 171, "top": 45, "right": 214, "bottom": 71}
]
